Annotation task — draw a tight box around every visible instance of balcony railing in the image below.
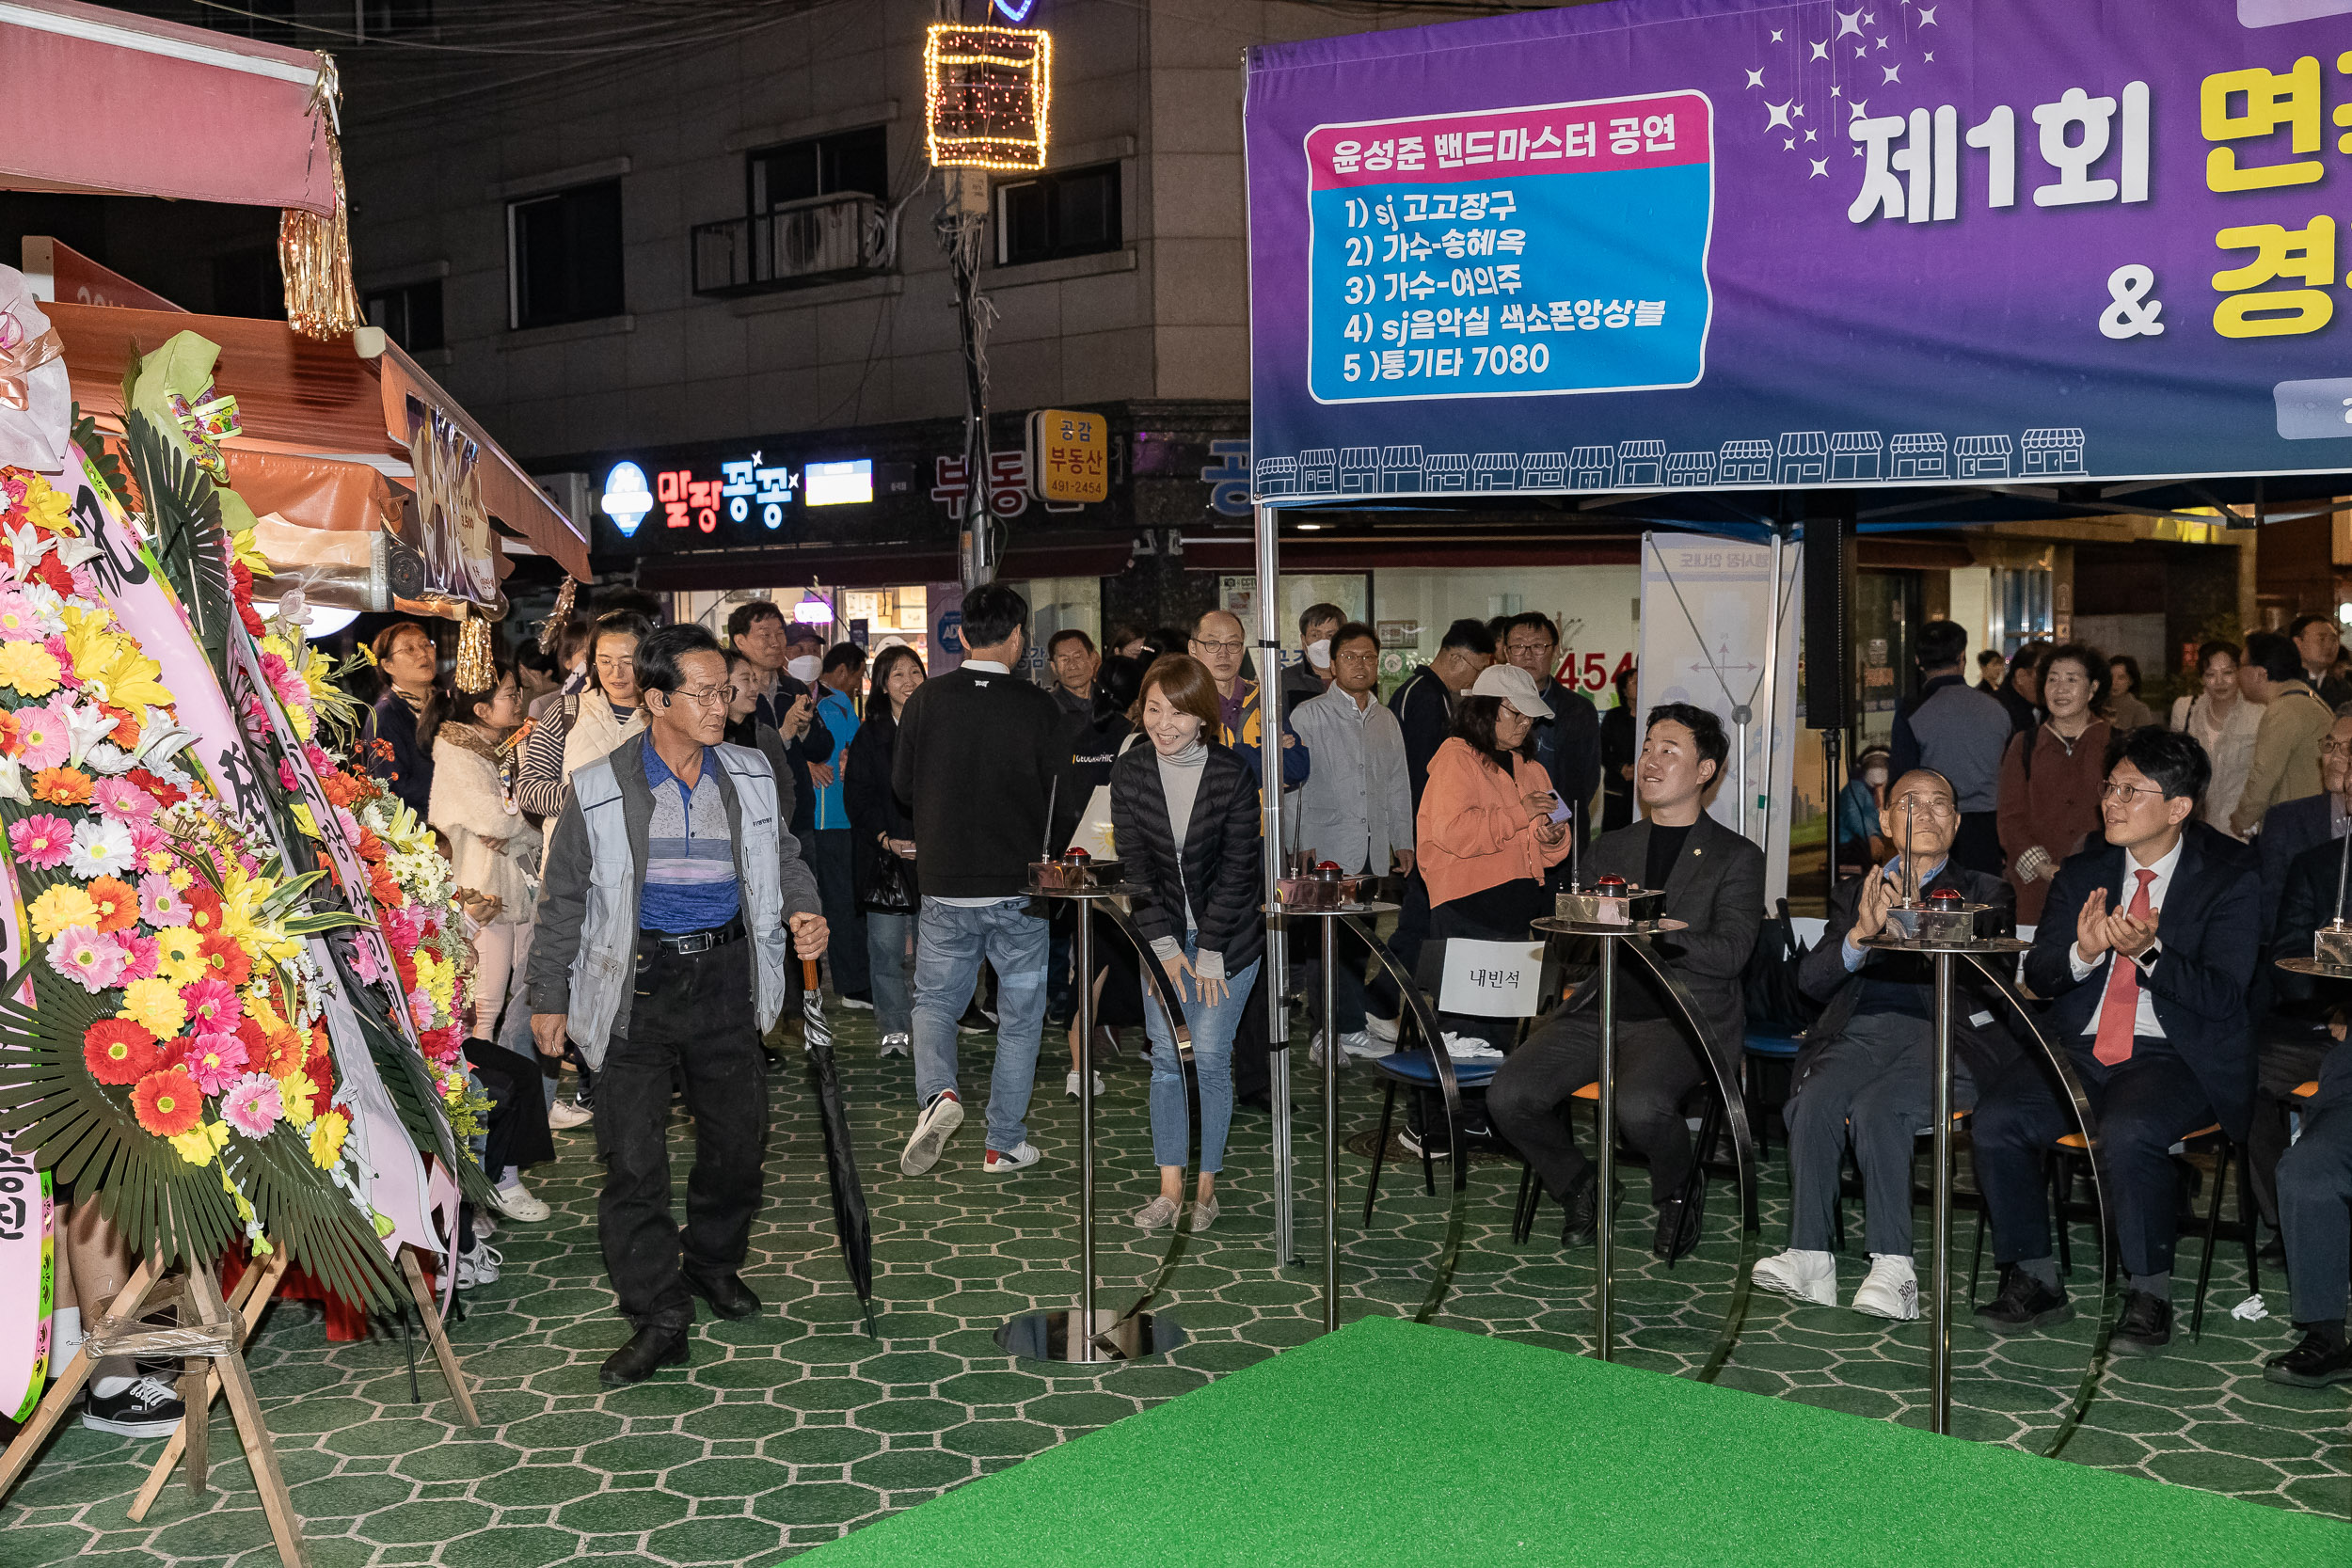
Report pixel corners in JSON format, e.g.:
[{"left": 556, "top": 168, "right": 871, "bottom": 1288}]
[{"left": 691, "top": 193, "right": 885, "bottom": 297}]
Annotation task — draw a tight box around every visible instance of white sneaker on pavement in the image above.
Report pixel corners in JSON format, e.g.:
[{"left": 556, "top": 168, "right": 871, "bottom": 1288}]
[
  {"left": 984, "top": 1141, "right": 1041, "bottom": 1174},
  {"left": 1751, "top": 1248, "right": 1837, "bottom": 1306},
  {"left": 548, "top": 1097, "right": 594, "bottom": 1131},
  {"left": 1065, "top": 1070, "right": 1105, "bottom": 1099},
  {"left": 1365, "top": 1012, "right": 1401, "bottom": 1045},
  {"left": 1306, "top": 1034, "right": 1346, "bottom": 1070},
  {"left": 1851, "top": 1253, "right": 1921, "bottom": 1321},
  {"left": 900, "top": 1091, "right": 963, "bottom": 1175},
  {"left": 878, "top": 1033, "right": 911, "bottom": 1058},
  {"left": 490, "top": 1180, "right": 550, "bottom": 1223},
  {"left": 841, "top": 995, "right": 874, "bottom": 1011},
  {"left": 455, "top": 1240, "right": 501, "bottom": 1289},
  {"left": 1337, "top": 1029, "right": 1385, "bottom": 1059}
]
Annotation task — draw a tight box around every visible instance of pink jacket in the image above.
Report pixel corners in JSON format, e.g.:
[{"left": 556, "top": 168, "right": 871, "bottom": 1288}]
[{"left": 1414, "top": 737, "right": 1571, "bottom": 908}]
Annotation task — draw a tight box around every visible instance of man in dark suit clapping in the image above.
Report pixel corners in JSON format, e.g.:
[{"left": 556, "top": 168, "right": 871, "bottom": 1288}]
[{"left": 1976, "top": 727, "right": 2261, "bottom": 1356}]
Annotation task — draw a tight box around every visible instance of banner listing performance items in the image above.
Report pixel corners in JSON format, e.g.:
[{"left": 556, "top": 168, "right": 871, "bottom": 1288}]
[{"left": 1247, "top": 0, "right": 2352, "bottom": 502}]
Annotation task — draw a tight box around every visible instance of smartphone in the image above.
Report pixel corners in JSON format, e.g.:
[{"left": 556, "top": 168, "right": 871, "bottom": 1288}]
[{"left": 1547, "top": 793, "right": 1574, "bottom": 824}]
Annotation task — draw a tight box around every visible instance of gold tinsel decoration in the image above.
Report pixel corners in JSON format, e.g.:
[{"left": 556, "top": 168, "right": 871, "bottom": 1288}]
[
  {"left": 454, "top": 611, "right": 495, "bottom": 694},
  {"left": 279, "top": 53, "right": 364, "bottom": 341},
  {"left": 539, "top": 577, "right": 579, "bottom": 654}
]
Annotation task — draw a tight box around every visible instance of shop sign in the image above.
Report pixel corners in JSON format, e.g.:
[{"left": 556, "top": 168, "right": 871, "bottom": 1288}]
[{"left": 1027, "top": 408, "right": 1111, "bottom": 503}]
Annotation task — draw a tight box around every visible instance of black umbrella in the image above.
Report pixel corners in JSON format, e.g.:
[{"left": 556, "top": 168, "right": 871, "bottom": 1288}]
[{"left": 802, "top": 958, "right": 877, "bottom": 1338}]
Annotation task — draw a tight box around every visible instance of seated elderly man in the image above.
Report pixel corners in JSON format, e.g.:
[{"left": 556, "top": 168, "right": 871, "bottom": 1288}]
[
  {"left": 1752, "top": 768, "right": 2020, "bottom": 1319},
  {"left": 1488, "top": 704, "right": 1763, "bottom": 1262}
]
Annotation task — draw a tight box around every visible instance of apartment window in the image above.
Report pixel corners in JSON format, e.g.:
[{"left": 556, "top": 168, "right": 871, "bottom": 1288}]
[
  {"left": 996, "top": 163, "right": 1120, "bottom": 267},
  {"left": 364, "top": 279, "right": 445, "bottom": 353},
  {"left": 507, "top": 182, "right": 624, "bottom": 330},
  {"left": 747, "top": 126, "right": 889, "bottom": 214}
]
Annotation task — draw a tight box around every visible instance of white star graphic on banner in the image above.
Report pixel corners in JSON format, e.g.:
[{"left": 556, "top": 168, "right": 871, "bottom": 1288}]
[
  {"left": 1746, "top": 67, "right": 1766, "bottom": 88},
  {"left": 1811, "top": 39, "right": 1829, "bottom": 60},
  {"left": 1918, "top": 7, "right": 1937, "bottom": 24},
  {"left": 1785, "top": 137, "right": 1797, "bottom": 150},
  {"left": 1837, "top": 8, "right": 1864, "bottom": 36},
  {"left": 1766, "top": 99, "right": 1796, "bottom": 129},
  {"left": 1831, "top": 85, "right": 1843, "bottom": 97},
  {"left": 1849, "top": 98, "right": 1868, "bottom": 117},
  {"left": 1883, "top": 64, "right": 1901, "bottom": 82},
  {"left": 1876, "top": 35, "right": 1889, "bottom": 49},
  {"left": 1805, "top": 128, "right": 1819, "bottom": 141},
  {"left": 1772, "top": 27, "right": 1785, "bottom": 41},
  {"left": 1810, "top": 159, "right": 1830, "bottom": 178},
  {"left": 1924, "top": 51, "right": 1934, "bottom": 62},
  {"left": 1855, "top": 44, "right": 1867, "bottom": 57}
]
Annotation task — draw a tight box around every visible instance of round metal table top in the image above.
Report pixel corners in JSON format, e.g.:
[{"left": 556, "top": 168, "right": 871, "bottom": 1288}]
[
  {"left": 1857, "top": 933, "right": 2032, "bottom": 955},
  {"left": 2277, "top": 956, "right": 2352, "bottom": 979},
  {"left": 1531, "top": 916, "right": 1689, "bottom": 937},
  {"left": 1261, "top": 901, "right": 1401, "bottom": 917},
  {"left": 1028, "top": 882, "right": 1149, "bottom": 900}
]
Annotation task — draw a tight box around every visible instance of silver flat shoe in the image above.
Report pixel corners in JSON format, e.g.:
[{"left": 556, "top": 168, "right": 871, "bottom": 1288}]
[{"left": 1132, "top": 1195, "right": 1180, "bottom": 1230}]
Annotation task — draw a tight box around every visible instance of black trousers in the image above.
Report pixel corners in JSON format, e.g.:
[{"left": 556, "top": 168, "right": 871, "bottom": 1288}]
[
  {"left": 2278, "top": 1048, "right": 2352, "bottom": 1324},
  {"left": 1368, "top": 867, "right": 1433, "bottom": 1021},
  {"left": 463, "top": 1037, "right": 554, "bottom": 1178},
  {"left": 1488, "top": 1009, "right": 1708, "bottom": 1208},
  {"left": 2251, "top": 1030, "right": 2335, "bottom": 1228},
  {"left": 1950, "top": 811, "right": 2005, "bottom": 877},
  {"left": 596, "top": 938, "right": 768, "bottom": 1330},
  {"left": 810, "top": 830, "right": 869, "bottom": 997},
  {"left": 1974, "top": 1041, "right": 2214, "bottom": 1279}
]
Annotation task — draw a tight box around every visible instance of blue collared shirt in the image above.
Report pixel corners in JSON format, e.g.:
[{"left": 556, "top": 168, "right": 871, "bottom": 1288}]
[{"left": 640, "top": 743, "right": 741, "bottom": 933}]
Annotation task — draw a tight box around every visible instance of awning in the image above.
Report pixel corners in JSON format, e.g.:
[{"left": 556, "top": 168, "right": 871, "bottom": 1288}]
[
  {"left": 632, "top": 535, "right": 1133, "bottom": 591},
  {"left": 0, "top": 1, "right": 335, "bottom": 214},
  {"left": 45, "top": 299, "right": 591, "bottom": 581}
]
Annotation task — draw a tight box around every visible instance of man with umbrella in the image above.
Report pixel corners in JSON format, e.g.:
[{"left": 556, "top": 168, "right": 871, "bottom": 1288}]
[{"left": 529, "top": 623, "right": 830, "bottom": 1386}]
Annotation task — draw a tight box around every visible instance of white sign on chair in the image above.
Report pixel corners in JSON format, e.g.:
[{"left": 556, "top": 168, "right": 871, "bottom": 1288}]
[{"left": 1438, "top": 940, "right": 1548, "bottom": 1019}]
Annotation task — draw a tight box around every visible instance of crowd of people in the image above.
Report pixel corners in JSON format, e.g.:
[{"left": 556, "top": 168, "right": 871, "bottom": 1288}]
[{"left": 321, "top": 586, "right": 2352, "bottom": 1403}]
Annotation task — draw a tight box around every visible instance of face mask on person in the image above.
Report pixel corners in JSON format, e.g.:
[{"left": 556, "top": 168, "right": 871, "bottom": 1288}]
[
  {"left": 1864, "top": 768, "right": 1888, "bottom": 787},
  {"left": 1306, "top": 639, "right": 1332, "bottom": 672},
  {"left": 787, "top": 655, "right": 822, "bottom": 684}
]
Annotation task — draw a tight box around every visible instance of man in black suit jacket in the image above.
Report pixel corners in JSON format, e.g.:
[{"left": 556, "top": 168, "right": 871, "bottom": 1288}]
[
  {"left": 1488, "top": 705, "right": 1763, "bottom": 1262},
  {"left": 1751, "top": 769, "right": 2020, "bottom": 1321},
  {"left": 2268, "top": 1038, "right": 2352, "bottom": 1386},
  {"left": 1977, "top": 728, "right": 2261, "bottom": 1355},
  {"left": 2256, "top": 713, "right": 2352, "bottom": 932},
  {"left": 2252, "top": 738, "right": 2352, "bottom": 1236}
]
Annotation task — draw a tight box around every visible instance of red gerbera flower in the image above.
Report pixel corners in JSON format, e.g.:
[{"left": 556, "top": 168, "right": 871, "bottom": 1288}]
[
  {"left": 198, "top": 930, "right": 252, "bottom": 987},
  {"left": 84, "top": 1019, "right": 161, "bottom": 1085},
  {"left": 85, "top": 876, "right": 137, "bottom": 934},
  {"left": 31, "top": 552, "right": 72, "bottom": 595},
  {"left": 183, "top": 884, "right": 224, "bottom": 936},
  {"left": 131, "top": 1064, "right": 202, "bottom": 1138},
  {"left": 128, "top": 768, "right": 185, "bottom": 807}
]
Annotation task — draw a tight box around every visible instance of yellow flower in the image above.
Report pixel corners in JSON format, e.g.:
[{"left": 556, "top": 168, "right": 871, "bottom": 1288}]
[
  {"left": 151, "top": 926, "right": 207, "bottom": 985},
  {"left": 308, "top": 1108, "right": 350, "bottom": 1170},
  {"left": 18, "top": 474, "right": 72, "bottom": 535},
  {"left": 0, "top": 639, "right": 62, "bottom": 699},
  {"left": 27, "top": 884, "right": 100, "bottom": 942},
  {"left": 122, "top": 976, "right": 187, "bottom": 1037},
  {"left": 230, "top": 527, "right": 270, "bottom": 577},
  {"left": 277, "top": 1068, "right": 318, "bottom": 1130},
  {"left": 61, "top": 610, "right": 171, "bottom": 713},
  {"left": 166, "top": 865, "right": 191, "bottom": 889},
  {"left": 169, "top": 1118, "right": 230, "bottom": 1167}
]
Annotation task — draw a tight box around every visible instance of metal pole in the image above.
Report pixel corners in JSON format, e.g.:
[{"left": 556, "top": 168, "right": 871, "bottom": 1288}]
[
  {"left": 1321, "top": 912, "right": 1339, "bottom": 1333},
  {"left": 1253, "top": 500, "right": 1295, "bottom": 1267},
  {"left": 1074, "top": 906, "right": 1097, "bottom": 1363},
  {"left": 1930, "top": 951, "right": 1954, "bottom": 1433},
  {"left": 1762, "top": 530, "right": 1783, "bottom": 876},
  {"left": 1596, "top": 936, "right": 1618, "bottom": 1362}
]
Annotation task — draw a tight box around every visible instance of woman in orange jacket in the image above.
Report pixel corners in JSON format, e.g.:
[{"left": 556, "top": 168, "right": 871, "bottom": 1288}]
[{"left": 1415, "top": 664, "right": 1575, "bottom": 1051}]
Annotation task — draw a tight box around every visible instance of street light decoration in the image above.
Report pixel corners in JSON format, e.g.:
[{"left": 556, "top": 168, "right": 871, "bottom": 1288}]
[{"left": 924, "top": 24, "right": 1051, "bottom": 171}]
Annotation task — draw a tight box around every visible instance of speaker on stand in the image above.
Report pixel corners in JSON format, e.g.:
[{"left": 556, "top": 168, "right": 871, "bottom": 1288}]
[{"left": 1801, "top": 496, "right": 1857, "bottom": 899}]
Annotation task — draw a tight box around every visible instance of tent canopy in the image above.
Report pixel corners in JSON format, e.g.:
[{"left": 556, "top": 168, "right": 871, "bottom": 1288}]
[{"left": 0, "top": 0, "right": 335, "bottom": 214}]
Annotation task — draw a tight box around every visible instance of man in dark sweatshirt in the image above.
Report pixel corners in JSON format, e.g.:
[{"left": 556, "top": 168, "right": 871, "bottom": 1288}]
[{"left": 893, "top": 582, "right": 1068, "bottom": 1177}]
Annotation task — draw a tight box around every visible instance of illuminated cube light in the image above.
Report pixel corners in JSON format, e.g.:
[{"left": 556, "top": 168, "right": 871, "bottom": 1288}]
[
  {"left": 925, "top": 24, "right": 1051, "bottom": 170},
  {"left": 804, "top": 459, "right": 873, "bottom": 507}
]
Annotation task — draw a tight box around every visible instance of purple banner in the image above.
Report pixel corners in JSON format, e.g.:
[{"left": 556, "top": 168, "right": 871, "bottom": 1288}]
[{"left": 1247, "top": 0, "right": 2352, "bottom": 501}]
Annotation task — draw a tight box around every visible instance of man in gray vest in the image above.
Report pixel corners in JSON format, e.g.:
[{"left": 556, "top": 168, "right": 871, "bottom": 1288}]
[
  {"left": 531, "top": 623, "right": 827, "bottom": 1386},
  {"left": 1889, "top": 619, "right": 2013, "bottom": 875}
]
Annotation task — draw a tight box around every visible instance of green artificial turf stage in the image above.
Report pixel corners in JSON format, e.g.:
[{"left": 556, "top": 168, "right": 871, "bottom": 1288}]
[{"left": 808, "top": 1315, "right": 2350, "bottom": 1565}]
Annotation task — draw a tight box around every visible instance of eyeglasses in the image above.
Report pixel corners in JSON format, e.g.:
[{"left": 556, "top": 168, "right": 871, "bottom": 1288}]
[
  {"left": 2100, "top": 780, "right": 2169, "bottom": 803},
  {"left": 2323, "top": 739, "right": 2352, "bottom": 758},
  {"left": 1191, "top": 638, "right": 1246, "bottom": 656},
  {"left": 1887, "top": 794, "right": 1956, "bottom": 820},
  {"left": 669, "top": 685, "right": 738, "bottom": 708},
  {"left": 1334, "top": 649, "right": 1380, "bottom": 667},
  {"left": 1504, "top": 639, "right": 1555, "bottom": 655}
]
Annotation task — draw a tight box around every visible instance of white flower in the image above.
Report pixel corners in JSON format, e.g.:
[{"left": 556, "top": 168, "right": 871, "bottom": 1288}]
[
  {"left": 0, "top": 752, "right": 27, "bottom": 806},
  {"left": 62, "top": 701, "right": 115, "bottom": 768},
  {"left": 17, "top": 581, "right": 67, "bottom": 635},
  {"left": 81, "top": 740, "right": 134, "bottom": 777},
  {"left": 48, "top": 531, "right": 101, "bottom": 570},
  {"left": 65, "top": 816, "right": 135, "bottom": 878},
  {"left": 123, "top": 708, "right": 195, "bottom": 772}
]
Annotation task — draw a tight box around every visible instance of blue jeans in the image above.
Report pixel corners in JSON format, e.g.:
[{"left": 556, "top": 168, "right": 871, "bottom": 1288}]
[
  {"left": 1145, "top": 936, "right": 1262, "bottom": 1175},
  {"left": 866, "top": 908, "right": 915, "bottom": 1040},
  {"left": 912, "top": 897, "right": 1050, "bottom": 1153}
]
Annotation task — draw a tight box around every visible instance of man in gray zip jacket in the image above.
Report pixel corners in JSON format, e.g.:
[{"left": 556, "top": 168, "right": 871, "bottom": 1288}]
[{"left": 530, "top": 623, "right": 827, "bottom": 1386}]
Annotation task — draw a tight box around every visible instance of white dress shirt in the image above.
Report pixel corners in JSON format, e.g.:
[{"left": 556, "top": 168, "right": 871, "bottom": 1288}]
[{"left": 2067, "top": 833, "right": 2185, "bottom": 1041}]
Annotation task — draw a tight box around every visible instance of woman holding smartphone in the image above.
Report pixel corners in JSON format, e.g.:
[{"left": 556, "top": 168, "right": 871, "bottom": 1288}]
[{"left": 1109, "top": 655, "right": 1263, "bottom": 1233}]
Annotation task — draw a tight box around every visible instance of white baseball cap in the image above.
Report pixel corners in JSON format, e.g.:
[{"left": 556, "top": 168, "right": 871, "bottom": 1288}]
[{"left": 1470, "top": 662, "right": 1552, "bottom": 719}]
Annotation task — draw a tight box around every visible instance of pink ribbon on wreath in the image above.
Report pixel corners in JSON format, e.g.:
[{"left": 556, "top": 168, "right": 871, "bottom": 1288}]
[{"left": 0, "top": 309, "right": 62, "bottom": 413}]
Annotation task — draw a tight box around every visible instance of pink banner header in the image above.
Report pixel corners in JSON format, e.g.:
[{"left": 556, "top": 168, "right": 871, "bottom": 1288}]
[{"left": 1307, "top": 90, "right": 1712, "bottom": 191}]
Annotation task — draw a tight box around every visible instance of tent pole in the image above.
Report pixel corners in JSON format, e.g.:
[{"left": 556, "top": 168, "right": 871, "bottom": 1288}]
[
  {"left": 1253, "top": 500, "right": 1296, "bottom": 1269},
  {"left": 1763, "top": 527, "right": 1784, "bottom": 898}
]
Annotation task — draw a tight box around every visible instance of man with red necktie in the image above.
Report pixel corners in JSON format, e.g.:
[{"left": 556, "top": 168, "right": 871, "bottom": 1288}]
[{"left": 1975, "top": 727, "right": 2261, "bottom": 1356}]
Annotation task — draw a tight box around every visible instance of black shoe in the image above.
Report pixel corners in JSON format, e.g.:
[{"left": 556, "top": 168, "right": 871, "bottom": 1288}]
[
  {"left": 684, "top": 1268, "right": 761, "bottom": 1321},
  {"left": 600, "top": 1324, "right": 691, "bottom": 1387},
  {"left": 1975, "top": 1265, "right": 2074, "bottom": 1333},
  {"left": 81, "top": 1375, "right": 184, "bottom": 1437},
  {"left": 2258, "top": 1236, "right": 2288, "bottom": 1268},
  {"left": 957, "top": 1002, "right": 991, "bottom": 1036},
  {"left": 2265, "top": 1328, "right": 2352, "bottom": 1387},
  {"left": 1560, "top": 1170, "right": 1598, "bottom": 1247},
  {"left": 1653, "top": 1194, "right": 1702, "bottom": 1261},
  {"left": 2110, "top": 1289, "right": 2173, "bottom": 1356}
]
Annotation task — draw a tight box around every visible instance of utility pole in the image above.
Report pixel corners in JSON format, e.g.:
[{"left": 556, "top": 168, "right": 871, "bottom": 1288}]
[{"left": 939, "top": 164, "right": 995, "bottom": 588}]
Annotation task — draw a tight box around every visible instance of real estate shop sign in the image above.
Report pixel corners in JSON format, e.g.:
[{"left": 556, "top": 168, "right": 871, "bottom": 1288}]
[{"left": 1245, "top": 0, "right": 2352, "bottom": 502}]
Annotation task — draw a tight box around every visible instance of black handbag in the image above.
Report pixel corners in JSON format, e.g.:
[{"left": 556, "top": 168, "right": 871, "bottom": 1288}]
[{"left": 858, "top": 847, "right": 918, "bottom": 913}]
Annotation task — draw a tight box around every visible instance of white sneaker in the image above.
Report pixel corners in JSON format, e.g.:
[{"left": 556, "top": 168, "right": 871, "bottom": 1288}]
[
  {"left": 1306, "top": 1034, "right": 1346, "bottom": 1070},
  {"left": 456, "top": 1240, "right": 501, "bottom": 1289},
  {"left": 1365, "top": 1012, "right": 1401, "bottom": 1045},
  {"left": 901, "top": 1091, "right": 964, "bottom": 1175},
  {"left": 1065, "top": 1070, "right": 1105, "bottom": 1099},
  {"left": 1338, "top": 1029, "right": 1387, "bottom": 1059},
  {"left": 1851, "top": 1254, "right": 1921, "bottom": 1321},
  {"left": 841, "top": 995, "right": 874, "bottom": 1011},
  {"left": 1751, "top": 1248, "right": 1837, "bottom": 1306},
  {"left": 548, "top": 1097, "right": 594, "bottom": 1130},
  {"left": 984, "top": 1141, "right": 1041, "bottom": 1174},
  {"left": 1397, "top": 1127, "right": 1449, "bottom": 1161},
  {"left": 878, "top": 1033, "right": 911, "bottom": 1058},
  {"left": 1133, "top": 1195, "right": 1180, "bottom": 1230},
  {"left": 490, "top": 1180, "right": 550, "bottom": 1223}
]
